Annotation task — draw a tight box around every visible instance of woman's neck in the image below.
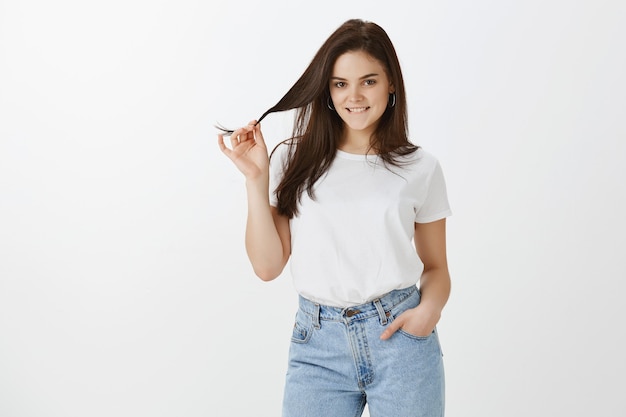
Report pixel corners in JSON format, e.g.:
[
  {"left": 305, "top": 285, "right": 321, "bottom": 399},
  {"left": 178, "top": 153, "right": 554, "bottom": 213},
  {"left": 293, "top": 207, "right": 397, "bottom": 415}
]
[{"left": 338, "top": 131, "right": 377, "bottom": 155}]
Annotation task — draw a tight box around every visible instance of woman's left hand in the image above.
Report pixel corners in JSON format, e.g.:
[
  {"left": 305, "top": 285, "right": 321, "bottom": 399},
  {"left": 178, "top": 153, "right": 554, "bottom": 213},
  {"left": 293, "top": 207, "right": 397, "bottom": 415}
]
[{"left": 379, "top": 304, "right": 441, "bottom": 340}]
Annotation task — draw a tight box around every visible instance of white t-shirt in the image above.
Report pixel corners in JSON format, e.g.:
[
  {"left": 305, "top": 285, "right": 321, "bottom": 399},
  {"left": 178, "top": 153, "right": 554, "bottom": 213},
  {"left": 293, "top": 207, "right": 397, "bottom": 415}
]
[{"left": 269, "top": 144, "right": 452, "bottom": 307}]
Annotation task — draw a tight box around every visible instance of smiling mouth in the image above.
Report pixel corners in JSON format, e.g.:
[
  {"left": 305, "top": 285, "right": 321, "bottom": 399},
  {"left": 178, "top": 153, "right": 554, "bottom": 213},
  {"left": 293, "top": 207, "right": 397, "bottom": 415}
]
[{"left": 346, "top": 106, "right": 370, "bottom": 113}]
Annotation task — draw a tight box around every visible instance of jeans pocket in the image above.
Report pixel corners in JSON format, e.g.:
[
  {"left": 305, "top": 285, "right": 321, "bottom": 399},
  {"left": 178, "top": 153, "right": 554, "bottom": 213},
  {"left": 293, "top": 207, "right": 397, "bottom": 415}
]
[
  {"left": 291, "top": 311, "right": 313, "bottom": 344},
  {"left": 396, "top": 325, "right": 444, "bottom": 357},
  {"left": 397, "top": 328, "right": 435, "bottom": 341}
]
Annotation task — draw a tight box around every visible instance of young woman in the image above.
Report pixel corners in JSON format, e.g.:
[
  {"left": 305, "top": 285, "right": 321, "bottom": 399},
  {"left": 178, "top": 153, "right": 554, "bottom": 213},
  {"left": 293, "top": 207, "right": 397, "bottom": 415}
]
[{"left": 218, "top": 19, "right": 451, "bottom": 417}]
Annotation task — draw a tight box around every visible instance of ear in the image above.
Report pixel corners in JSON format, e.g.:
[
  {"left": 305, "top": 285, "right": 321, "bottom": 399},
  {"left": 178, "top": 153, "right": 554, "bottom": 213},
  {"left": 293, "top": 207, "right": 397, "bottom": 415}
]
[{"left": 389, "top": 83, "right": 395, "bottom": 94}]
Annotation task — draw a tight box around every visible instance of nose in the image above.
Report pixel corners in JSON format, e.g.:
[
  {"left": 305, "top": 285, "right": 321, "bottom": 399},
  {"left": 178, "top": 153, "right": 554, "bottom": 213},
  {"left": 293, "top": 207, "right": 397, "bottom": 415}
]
[{"left": 347, "top": 85, "right": 364, "bottom": 102}]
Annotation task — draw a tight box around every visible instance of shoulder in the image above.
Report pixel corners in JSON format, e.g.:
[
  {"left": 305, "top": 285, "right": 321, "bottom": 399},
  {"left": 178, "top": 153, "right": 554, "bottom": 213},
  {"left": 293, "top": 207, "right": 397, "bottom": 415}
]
[{"left": 393, "top": 147, "right": 441, "bottom": 172}]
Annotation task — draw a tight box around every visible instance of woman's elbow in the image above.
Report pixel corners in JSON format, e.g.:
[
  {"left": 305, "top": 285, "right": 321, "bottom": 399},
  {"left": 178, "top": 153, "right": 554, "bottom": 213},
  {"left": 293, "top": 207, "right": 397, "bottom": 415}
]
[{"left": 253, "top": 266, "right": 283, "bottom": 282}]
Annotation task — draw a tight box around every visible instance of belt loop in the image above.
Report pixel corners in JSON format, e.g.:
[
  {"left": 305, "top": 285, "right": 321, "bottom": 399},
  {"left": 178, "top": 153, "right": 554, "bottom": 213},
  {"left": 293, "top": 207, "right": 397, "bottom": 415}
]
[
  {"left": 374, "top": 298, "right": 387, "bottom": 325},
  {"left": 313, "top": 303, "right": 321, "bottom": 329}
]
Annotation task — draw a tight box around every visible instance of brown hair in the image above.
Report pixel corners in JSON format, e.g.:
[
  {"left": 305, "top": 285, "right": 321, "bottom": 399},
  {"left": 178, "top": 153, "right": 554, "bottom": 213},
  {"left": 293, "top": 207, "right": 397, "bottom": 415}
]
[{"left": 223, "top": 19, "right": 418, "bottom": 218}]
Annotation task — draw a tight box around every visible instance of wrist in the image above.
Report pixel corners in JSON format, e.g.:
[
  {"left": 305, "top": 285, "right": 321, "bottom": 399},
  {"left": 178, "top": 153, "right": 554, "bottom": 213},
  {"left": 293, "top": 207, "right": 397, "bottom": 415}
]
[
  {"left": 416, "top": 300, "right": 443, "bottom": 318},
  {"left": 245, "top": 173, "right": 269, "bottom": 189}
]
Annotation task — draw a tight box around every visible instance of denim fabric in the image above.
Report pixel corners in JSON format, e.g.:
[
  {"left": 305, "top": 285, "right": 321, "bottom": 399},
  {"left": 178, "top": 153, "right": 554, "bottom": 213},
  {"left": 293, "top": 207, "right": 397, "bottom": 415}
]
[{"left": 282, "top": 286, "right": 445, "bottom": 417}]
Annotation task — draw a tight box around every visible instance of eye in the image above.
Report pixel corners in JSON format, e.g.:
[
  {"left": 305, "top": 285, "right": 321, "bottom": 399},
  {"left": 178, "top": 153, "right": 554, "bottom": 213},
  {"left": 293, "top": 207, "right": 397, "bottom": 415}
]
[
  {"left": 364, "top": 79, "right": 377, "bottom": 86},
  {"left": 333, "top": 81, "right": 346, "bottom": 88}
]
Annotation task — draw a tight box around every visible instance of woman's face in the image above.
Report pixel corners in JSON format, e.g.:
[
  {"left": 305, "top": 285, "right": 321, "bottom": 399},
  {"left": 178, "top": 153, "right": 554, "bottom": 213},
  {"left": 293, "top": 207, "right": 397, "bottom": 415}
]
[{"left": 329, "top": 50, "right": 394, "bottom": 138}]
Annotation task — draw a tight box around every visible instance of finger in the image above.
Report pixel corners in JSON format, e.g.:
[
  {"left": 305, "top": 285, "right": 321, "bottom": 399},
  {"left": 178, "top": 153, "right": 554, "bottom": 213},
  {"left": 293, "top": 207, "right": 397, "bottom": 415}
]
[
  {"left": 229, "top": 125, "right": 250, "bottom": 147},
  {"left": 380, "top": 316, "right": 403, "bottom": 340},
  {"left": 238, "top": 125, "right": 256, "bottom": 141},
  {"left": 252, "top": 123, "right": 267, "bottom": 147},
  {"left": 230, "top": 134, "right": 239, "bottom": 148},
  {"left": 229, "top": 128, "right": 241, "bottom": 147},
  {"left": 217, "top": 134, "right": 231, "bottom": 156},
  {"left": 244, "top": 125, "right": 257, "bottom": 144}
]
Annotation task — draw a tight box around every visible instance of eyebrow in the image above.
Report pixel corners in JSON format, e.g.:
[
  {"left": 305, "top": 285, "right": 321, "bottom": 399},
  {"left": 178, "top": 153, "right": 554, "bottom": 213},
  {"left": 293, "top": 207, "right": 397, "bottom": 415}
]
[{"left": 330, "top": 73, "right": 380, "bottom": 81}]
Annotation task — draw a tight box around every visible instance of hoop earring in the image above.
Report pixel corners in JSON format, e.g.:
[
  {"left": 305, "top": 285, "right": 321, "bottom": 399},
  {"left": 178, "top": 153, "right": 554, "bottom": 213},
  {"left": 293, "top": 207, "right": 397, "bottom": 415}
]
[
  {"left": 388, "top": 93, "right": 396, "bottom": 108},
  {"left": 327, "top": 96, "right": 335, "bottom": 111}
]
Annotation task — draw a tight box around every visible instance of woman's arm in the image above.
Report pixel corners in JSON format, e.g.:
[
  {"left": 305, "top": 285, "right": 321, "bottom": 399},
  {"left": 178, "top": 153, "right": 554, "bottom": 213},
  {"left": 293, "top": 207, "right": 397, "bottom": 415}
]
[
  {"left": 218, "top": 121, "right": 291, "bottom": 281},
  {"left": 244, "top": 182, "right": 291, "bottom": 280},
  {"left": 380, "top": 218, "right": 450, "bottom": 339}
]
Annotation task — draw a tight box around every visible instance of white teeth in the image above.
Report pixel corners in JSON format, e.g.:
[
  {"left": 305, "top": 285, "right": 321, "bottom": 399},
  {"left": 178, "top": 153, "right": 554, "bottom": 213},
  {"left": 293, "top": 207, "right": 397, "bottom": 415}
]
[{"left": 347, "top": 107, "right": 368, "bottom": 113}]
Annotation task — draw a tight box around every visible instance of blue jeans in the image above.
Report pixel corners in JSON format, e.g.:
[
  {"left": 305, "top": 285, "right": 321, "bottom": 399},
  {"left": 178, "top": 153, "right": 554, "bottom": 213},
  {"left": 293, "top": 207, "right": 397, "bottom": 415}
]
[{"left": 282, "top": 286, "right": 445, "bottom": 417}]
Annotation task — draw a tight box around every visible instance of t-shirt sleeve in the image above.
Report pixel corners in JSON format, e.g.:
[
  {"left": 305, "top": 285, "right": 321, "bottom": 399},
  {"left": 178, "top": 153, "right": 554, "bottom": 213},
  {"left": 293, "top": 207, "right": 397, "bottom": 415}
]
[
  {"left": 414, "top": 159, "right": 452, "bottom": 223},
  {"left": 269, "top": 143, "right": 288, "bottom": 207}
]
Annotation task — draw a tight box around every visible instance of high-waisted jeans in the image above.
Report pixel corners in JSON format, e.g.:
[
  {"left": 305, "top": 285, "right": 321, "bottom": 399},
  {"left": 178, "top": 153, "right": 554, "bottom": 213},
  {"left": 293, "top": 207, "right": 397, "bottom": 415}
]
[{"left": 282, "top": 285, "right": 445, "bottom": 417}]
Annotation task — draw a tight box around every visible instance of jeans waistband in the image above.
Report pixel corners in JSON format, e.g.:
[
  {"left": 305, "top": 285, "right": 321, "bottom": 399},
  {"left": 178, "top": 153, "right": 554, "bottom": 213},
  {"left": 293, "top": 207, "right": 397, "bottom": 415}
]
[{"left": 298, "top": 286, "right": 419, "bottom": 326}]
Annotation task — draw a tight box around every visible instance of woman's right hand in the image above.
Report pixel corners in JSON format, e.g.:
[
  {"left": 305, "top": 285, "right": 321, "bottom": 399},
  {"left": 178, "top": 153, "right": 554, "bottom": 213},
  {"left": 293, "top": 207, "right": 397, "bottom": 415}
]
[{"left": 217, "top": 120, "right": 269, "bottom": 181}]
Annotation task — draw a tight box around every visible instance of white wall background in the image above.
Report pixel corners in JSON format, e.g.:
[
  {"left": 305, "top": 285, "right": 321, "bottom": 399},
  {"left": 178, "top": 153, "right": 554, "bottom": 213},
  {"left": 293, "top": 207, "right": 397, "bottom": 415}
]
[{"left": 1, "top": 0, "right": 625, "bottom": 416}]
